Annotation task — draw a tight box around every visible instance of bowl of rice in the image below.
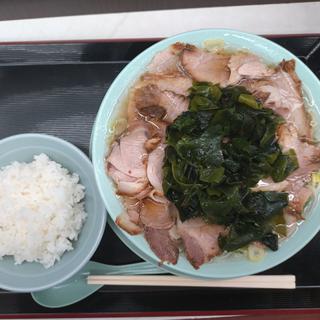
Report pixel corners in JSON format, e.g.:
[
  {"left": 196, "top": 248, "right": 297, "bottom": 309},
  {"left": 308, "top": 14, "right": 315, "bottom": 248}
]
[{"left": 0, "top": 133, "right": 106, "bottom": 292}]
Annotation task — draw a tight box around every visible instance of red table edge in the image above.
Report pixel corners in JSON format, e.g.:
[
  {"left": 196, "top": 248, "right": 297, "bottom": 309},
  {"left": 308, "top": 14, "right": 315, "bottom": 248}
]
[
  {"left": 1, "top": 309, "right": 320, "bottom": 318},
  {"left": 0, "top": 33, "right": 319, "bottom": 45}
]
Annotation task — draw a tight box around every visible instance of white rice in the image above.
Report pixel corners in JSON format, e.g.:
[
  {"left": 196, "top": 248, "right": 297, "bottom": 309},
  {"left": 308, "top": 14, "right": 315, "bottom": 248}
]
[{"left": 0, "top": 154, "right": 87, "bottom": 268}]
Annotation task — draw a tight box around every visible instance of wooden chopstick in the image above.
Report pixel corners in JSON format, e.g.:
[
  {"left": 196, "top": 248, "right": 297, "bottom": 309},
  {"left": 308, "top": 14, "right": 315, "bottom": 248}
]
[{"left": 87, "top": 275, "right": 296, "bottom": 289}]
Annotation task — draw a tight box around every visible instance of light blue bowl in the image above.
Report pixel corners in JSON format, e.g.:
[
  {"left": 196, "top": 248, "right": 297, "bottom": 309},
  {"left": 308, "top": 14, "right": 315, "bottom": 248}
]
[
  {"left": 0, "top": 133, "right": 106, "bottom": 292},
  {"left": 91, "top": 29, "right": 320, "bottom": 278}
]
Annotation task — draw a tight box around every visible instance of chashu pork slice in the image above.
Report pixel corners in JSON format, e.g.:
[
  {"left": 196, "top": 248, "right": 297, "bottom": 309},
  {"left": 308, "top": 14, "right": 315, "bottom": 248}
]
[
  {"left": 128, "top": 84, "right": 189, "bottom": 124},
  {"left": 140, "top": 73, "right": 192, "bottom": 97},
  {"left": 145, "top": 226, "right": 179, "bottom": 264},
  {"left": 228, "top": 52, "right": 274, "bottom": 85},
  {"left": 140, "top": 197, "right": 175, "bottom": 230},
  {"left": 106, "top": 122, "right": 151, "bottom": 198},
  {"left": 147, "top": 143, "right": 165, "bottom": 194},
  {"left": 147, "top": 42, "right": 186, "bottom": 74},
  {"left": 108, "top": 124, "right": 149, "bottom": 178},
  {"left": 116, "top": 197, "right": 143, "bottom": 235},
  {"left": 181, "top": 44, "right": 230, "bottom": 86},
  {"left": 178, "top": 218, "right": 227, "bottom": 269},
  {"left": 143, "top": 199, "right": 179, "bottom": 264},
  {"left": 244, "top": 59, "right": 312, "bottom": 139},
  {"left": 108, "top": 164, "right": 148, "bottom": 196},
  {"left": 277, "top": 124, "right": 320, "bottom": 169}
]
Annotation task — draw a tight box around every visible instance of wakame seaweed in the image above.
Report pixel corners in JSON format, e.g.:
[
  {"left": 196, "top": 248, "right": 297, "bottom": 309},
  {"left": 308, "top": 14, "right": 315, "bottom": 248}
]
[{"left": 163, "top": 82, "right": 298, "bottom": 252}]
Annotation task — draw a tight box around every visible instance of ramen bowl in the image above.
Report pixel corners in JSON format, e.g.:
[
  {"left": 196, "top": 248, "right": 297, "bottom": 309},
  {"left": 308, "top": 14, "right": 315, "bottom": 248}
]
[{"left": 91, "top": 29, "right": 320, "bottom": 278}]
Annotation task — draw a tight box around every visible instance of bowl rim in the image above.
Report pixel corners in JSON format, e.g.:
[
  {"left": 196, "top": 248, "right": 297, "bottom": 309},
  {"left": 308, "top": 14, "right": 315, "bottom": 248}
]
[
  {"left": 0, "top": 133, "right": 107, "bottom": 292},
  {"left": 92, "top": 28, "right": 320, "bottom": 279}
]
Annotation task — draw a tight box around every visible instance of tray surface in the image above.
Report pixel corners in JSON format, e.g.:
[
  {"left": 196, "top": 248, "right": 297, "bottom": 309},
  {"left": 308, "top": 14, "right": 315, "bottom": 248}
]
[{"left": 0, "top": 36, "right": 320, "bottom": 315}]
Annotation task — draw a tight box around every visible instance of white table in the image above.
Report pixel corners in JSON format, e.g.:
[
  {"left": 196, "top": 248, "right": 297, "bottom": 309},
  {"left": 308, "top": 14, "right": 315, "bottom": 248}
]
[{"left": 0, "top": 2, "right": 319, "bottom": 42}]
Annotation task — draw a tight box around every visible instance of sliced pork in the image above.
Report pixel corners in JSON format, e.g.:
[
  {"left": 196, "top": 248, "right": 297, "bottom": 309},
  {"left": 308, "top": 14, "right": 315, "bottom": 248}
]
[
  {"left": 147, "top": 43, "right": 185, "bottom": 74},
  {"left": 228, "top": 52, "right": 274, "bottom": 85},
  {"left": 244, "top": 60, "right": 312, "bottom": 139},
  {"left": 134, "top": 185, "right": 154, "bottom": 200},
  {"left": 147, "top": 144, "right": 165, "bottom": 194},
  {"left": 116, "top": 197, "right": 143, "bottom": 235},
  {"left": 181, "top": 45, "right": 230, "bottom": 85},
  {"left": 144, "top": 136, "right": 162, "bottom": 153},
  {"left": 107, "top": 157, "right": 149, "bottom": 197},
  {"left": 178, "top": 218, "right": 226, "bottom": 269},
  {"left": 277, "top": 124, "right": 320, "bottom": 169},
  {"left": 160, "top": 90, "right": 189, "bottom": 122},
  {"left": 108, "top": 124, "right": 148, "bottom": 178},
  {"left": 140, "top": 198, "right": 175, "bottom": 229},
  {"left": 141, "top": 73, "right": 192, "bottom": 97},
  {"left": 145, "top": 226, "right": 179, "bottom": 264},
  {"left": 128, "top": 84, "right": 188, "bottom": 123},
  {"left": 106, "top": 123, "right": 150, "bottom": 197},
  {"left": 116, "top": 212, "right": 142, "bottom": 235}
]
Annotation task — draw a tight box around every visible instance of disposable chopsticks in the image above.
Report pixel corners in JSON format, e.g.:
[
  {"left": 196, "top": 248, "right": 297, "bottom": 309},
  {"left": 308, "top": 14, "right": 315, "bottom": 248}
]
[{"left": 87, "top": 275, "right": 296, "bottom": 289}]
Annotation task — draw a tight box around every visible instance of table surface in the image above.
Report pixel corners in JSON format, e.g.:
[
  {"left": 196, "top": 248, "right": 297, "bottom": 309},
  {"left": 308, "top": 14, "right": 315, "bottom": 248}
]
[{"left": 0, "top": 36, "right": 320, "bottom": 317}]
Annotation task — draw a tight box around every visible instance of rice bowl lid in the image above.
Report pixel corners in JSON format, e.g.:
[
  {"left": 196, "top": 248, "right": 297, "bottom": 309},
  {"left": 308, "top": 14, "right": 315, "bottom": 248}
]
[
  {"left": 0, "top": 133, "right": 106, "bottom": 292},
  {"left": 91, "top": 29, "right": 320, "bottom": 279}
]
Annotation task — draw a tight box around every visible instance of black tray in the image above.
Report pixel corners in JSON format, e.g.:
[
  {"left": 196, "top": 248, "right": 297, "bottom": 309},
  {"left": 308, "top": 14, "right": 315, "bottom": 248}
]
[{"left": 0, "top": 36, "right": 320, "bottom": 317}]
